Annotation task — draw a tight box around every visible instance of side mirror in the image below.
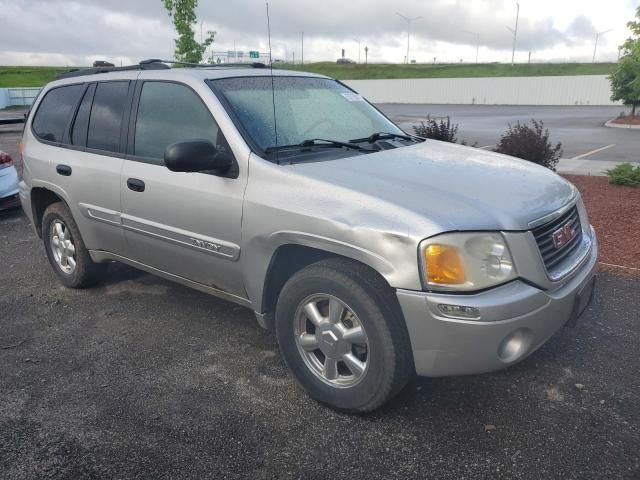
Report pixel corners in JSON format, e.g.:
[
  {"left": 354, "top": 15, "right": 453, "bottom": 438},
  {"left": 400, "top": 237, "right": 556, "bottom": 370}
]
[{"left": 164, "top": 140, "right": 233, "bottom": 174}]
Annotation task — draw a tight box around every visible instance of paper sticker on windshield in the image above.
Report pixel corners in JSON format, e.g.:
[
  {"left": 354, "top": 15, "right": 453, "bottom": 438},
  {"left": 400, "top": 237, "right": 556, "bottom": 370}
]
[{"left": 341, "top": 92, "right": 365, "bottom": 102}]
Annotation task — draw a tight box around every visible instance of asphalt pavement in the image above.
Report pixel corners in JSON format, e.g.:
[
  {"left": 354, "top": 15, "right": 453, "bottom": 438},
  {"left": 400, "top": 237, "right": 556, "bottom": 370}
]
[
  {"left": 379, "top": 104, "right": 638, "bottom": 163},
  {"left": 1, "top": 207, "right": 639, "bottom": 479}
]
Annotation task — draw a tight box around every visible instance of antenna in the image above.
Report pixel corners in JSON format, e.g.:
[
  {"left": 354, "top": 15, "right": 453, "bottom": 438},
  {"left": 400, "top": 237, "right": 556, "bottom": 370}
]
[{"left": 266, "top": 2, "right": 279, "bottom": 164}]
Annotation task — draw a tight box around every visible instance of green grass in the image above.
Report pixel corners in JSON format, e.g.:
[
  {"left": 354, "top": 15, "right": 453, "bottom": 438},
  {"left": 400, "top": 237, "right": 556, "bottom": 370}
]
[
  {"left": 0, "top": 62, "right": 617, "bottom": 87},
  {"left": 0, "top": 66, "right": 70, "bottom": 87},
  {"left": 276, "top": 62, "right": 617, "bottom": 80}
]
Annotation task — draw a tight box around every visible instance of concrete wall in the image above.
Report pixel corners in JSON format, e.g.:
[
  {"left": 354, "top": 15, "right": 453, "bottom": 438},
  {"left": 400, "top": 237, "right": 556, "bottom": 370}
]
[
  {"left": 0, "top": 88, "right": 41, "bottom": 109},
  {"left": 0, "top": 76, "right": 618, "bottom": 108},
  {"left": 344, "top": 75, "right": 619, "bottom": 106}
]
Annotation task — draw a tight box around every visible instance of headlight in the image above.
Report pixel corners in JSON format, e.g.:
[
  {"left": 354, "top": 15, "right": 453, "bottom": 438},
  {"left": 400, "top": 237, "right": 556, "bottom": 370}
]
[{"left": 419, "top": 232, "right": 517, "bottom": 291}]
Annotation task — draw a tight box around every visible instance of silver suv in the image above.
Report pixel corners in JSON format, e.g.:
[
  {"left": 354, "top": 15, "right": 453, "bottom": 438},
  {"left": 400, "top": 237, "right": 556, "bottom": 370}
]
[{"left": 19, "top": 61, "right": 598, "bottom": 412}]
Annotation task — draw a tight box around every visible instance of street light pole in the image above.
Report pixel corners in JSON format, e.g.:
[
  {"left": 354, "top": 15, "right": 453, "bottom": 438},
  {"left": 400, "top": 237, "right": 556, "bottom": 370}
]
[
  {"left": 301, "top": 31, "right": 304, "bottom": 65},
  {"left": 593, "top": 29, "right": 613, "bottom": 63},
  {"left": 396, "top": 12, "right": 423, "bottom": 64},
  {"left": 509, "top": 2, "right": 520, "bottom": 66},
  {"left": 352, "top": 39, "right": 361, "bottom": 64}
]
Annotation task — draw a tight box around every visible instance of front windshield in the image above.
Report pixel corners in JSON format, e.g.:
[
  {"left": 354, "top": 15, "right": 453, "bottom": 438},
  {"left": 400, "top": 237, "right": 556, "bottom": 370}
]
[{"left": 210, "top": 76, "right": 405, "bottom": 153}]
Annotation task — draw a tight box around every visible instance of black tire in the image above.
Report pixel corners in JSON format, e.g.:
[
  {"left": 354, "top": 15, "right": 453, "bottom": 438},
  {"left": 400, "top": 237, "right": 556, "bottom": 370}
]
[
  {"left": 42, "top": 202, "right": 102, "bottom": 288},
  {"left": 275, "top": 258, "right": 414, "bottom": 412}
]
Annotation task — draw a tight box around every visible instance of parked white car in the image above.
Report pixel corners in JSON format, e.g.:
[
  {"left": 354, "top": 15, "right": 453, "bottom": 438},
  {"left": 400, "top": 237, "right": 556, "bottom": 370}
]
[{"left": 0, "top": 150, "right": 20, "bottom": 211}]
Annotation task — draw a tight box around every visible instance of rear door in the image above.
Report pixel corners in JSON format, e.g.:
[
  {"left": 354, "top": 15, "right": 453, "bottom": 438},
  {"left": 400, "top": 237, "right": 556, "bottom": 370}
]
[
  {"left": 120, "top": 80, "right": 248, "bottom": 298},
  {"left": 30, "top": 79, "right": 134, "bottom": 255}
]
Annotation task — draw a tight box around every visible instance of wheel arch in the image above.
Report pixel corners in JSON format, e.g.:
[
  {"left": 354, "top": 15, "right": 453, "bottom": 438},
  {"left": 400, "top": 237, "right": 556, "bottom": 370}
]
[
  {"left": 30, "top": 187, "right": 68, "bottom": 238},
  {"left": 257, "top": 240, "right": 400, "bottom": 330}
]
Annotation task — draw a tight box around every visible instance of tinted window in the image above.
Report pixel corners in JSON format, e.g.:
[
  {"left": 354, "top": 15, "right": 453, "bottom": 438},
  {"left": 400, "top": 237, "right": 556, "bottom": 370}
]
[
  {"left": 32, "top": 84, "right": 84, "bottom": 143},
  {"left": 87, "top": 81, "right": 129, "bottom": 153},
  {"left": 134, "top": 82, "right": 220, "bottom": 161},
  {"left": 71, "top": 83, "right": 96, "bottom": 147}
]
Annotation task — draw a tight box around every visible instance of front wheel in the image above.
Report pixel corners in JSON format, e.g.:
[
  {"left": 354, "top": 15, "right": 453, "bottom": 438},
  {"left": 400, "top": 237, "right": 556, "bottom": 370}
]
[{"left": 275, "top": 258, "right": 414, "bottom": 412}]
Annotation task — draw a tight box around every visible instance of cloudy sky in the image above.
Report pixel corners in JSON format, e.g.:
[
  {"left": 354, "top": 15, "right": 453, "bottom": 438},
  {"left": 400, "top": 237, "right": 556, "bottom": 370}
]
[{"left": 1, "top": 0, "right": 638, "bottom": 66}]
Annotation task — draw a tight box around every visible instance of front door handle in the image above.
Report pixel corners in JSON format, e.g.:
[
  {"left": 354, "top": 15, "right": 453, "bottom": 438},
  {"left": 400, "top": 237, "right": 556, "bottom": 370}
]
[
  {"left": 127, "top": 178, "right": 145, "bottom": 192},
  {"left": 56, "top": 164, "right": 72, "bottom": 176}
]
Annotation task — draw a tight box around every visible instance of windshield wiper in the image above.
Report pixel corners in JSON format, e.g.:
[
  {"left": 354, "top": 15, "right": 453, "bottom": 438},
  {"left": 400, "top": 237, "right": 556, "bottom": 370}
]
[
  {"left": 265, "top": 138, "right": 374, "bottom": 153},
  {"left": 349, "top": 132, "right": 416, "bottom": 144}
]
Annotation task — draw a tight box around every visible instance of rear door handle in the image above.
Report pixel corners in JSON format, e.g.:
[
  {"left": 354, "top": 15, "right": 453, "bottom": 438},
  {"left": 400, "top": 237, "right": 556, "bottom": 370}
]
[
  {"left": 56, "top": 164, "right": 72, "bottom": 176},
  {"left": 127, "top": 178, "right": 145, "bottom": 193}
]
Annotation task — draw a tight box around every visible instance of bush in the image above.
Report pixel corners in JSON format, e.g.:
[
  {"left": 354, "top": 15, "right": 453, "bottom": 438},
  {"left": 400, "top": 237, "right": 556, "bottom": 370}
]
[
  {"left": 495, "top": 120, "right": 563, "bottom": 170},
  {"left": 413, "top": 116, "right": 459, "bottom": 143},
  {"left": 605, "top": 163, "right": 640, "bottom": 186}
]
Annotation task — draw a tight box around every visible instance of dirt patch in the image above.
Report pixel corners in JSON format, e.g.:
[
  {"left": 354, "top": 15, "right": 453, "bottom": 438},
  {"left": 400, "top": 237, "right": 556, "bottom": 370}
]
[
  {"left": 563, "top": 174, "right": 640, "bottom": 275},
  {"left": 609, "top": 116, "right": 640, "bottom": 126}
]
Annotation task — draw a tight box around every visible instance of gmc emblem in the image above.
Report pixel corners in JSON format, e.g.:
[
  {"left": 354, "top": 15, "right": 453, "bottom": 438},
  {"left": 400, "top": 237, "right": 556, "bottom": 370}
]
[{"left": 552, "top": 221, "right": 577, "bottom": 249}]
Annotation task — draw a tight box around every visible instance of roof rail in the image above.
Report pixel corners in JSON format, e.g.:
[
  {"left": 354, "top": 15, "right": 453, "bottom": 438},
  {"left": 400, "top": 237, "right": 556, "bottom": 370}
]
[
  {"left": 56, "top": 62, "right": 170, "bottom": 80},
  {"left": 55, "top": 58, "right": 267, "bottom": 81},
  {"left": 140, "top": 58, "right": 267, "bottom": 69}
]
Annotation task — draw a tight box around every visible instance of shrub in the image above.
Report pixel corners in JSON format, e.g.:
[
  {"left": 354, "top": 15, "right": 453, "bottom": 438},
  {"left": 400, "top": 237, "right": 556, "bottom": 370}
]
[
  {"left": 495, "top": 120, "right": 563, "bottom": 170},
  {"left": 605, "top": 163, "right": 640, "bottom": 186},
  {"left": 413, "top": 116, "right": 459, "bottom": 143}
]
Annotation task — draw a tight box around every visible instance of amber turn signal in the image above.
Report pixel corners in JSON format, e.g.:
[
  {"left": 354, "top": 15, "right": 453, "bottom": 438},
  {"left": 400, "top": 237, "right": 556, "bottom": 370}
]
[{"left": 424, "top": 244, "right": 467, "bottom": 285}]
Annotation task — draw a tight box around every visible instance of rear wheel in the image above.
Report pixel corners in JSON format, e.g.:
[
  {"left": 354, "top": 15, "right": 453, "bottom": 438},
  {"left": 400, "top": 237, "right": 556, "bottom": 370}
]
[
  {"left": 275, "top": 258, "right": 414, "bottom": 412},
  {"left": 42, "top": 202, "right": 102, "bottom": 288}
]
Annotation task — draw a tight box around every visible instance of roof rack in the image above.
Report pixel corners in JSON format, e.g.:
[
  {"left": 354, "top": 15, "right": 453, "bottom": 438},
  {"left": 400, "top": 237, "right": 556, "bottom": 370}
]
[
  {"left": 56, "top": 62, "right": 169, "bottom": 80},
  {"left": 140, "top": 58, "right": 267, "bottom": 69},
  {"left": 55, "top": 58, "right": 267, "bottom": 80}
]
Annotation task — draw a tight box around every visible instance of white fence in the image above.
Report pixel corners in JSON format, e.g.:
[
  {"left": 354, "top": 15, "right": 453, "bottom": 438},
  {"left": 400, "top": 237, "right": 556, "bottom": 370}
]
[
  {"left": 344, "top": 75, "right": 619, "bottom": 106},
  {"left": 0, "top": 88, "right": 41, "bottom": 109},
  {"left": 0, "top": 76, "right": 618, "bottom": 109}
]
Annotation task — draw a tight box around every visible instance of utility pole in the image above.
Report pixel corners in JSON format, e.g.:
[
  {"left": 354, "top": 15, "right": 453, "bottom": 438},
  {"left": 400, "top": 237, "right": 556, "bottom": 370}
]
[
  {"left": 365, "top": 45, "right": 368, "bottom": 65},
  {"left": 353, "top": 39, "right": 361, "bottom": 63},
  {"left": 301, "top": 31, "right": 304, "bottom": 65},
  {"left": 528, "top": 51, "right": 531, "bottom": 64},
  {"left": 464, "top": 30, "right": 480, "bottom": 63},
  {"left": 506, "top": 2, "right": 520, "bottom": 66},
  {"left": 396, "top": 12, "right": 423, "bottom": 64},
  {"left": 593, "top": 29, "right": 612, "bottom": 63}
]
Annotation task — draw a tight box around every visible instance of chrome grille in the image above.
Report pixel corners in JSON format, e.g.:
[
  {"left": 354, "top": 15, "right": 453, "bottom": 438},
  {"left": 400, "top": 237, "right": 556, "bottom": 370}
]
[{"left": 532, "top": 206, "right": 583, "bottom": 271}]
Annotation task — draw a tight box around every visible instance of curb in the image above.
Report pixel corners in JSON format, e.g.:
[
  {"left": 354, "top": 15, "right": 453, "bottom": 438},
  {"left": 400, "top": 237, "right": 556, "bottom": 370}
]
[{"left": 604, "top": 119, "right": 640, "bottom": 130}]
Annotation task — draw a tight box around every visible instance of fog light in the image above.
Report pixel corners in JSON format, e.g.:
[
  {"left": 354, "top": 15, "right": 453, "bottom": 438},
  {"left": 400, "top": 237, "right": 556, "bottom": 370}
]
[
  {"left": 497, "top": 329, "right": 532, "bottom": 363},
  {"left": 437, "top": 304, "right": 480, "bottom": 320}
]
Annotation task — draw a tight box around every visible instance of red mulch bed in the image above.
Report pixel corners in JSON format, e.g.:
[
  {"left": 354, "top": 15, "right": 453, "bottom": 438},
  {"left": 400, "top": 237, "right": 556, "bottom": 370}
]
[
  {"left": 609, "top": 116, "right": 640, "bottom": 126},
  {"left": 563, "top": 175, "right": 640, "bottom": 277}
]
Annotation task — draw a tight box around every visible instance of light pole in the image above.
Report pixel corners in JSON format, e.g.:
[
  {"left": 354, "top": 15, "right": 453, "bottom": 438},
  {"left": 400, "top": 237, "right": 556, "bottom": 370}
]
[
  {"left": 506, "top": 2, "right": 520, "bottom": 66},
  {"left": 463, "top": 30, "right": 480, "bottom": 63},
  {"left": 593, "top": 29, "right": 613, "bottom": 63},
  {"left": 396, "top": 12, "right": 423, "bottom": 64},
  {"left": 301, "top": 31, "right": 304, "bottom": 65},
  {"left": 352, "top": 38, "right": 361, "bottom": 63}
]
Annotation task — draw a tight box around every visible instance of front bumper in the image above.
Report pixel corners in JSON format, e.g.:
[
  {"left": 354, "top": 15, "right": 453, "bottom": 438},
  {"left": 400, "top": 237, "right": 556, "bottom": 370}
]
[{"left": 397, "top": 229, "right": 598, "bottom": 377}]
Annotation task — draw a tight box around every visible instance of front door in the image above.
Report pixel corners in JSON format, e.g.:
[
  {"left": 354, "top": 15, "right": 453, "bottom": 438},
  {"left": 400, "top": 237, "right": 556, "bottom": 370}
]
[{"left": 120, "top": 80, "right": 247, "bottom": 298}]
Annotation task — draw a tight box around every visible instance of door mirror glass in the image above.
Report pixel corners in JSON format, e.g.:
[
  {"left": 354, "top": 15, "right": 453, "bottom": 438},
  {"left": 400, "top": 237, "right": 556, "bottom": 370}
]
[{"left": 164, "top": 140, "right": 233, "bottom": 174}]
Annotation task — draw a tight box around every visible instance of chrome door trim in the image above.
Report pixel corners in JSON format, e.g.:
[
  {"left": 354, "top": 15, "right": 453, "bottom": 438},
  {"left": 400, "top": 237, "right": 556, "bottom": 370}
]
[{"left": 120, "top": 213, "right": 240, "bottom": 261}]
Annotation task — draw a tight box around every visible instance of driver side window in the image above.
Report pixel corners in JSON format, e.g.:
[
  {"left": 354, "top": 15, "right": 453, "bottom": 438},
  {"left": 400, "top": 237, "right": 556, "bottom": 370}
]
[{"left": 134, "top": 82, "right": 223, "bottom": 162}]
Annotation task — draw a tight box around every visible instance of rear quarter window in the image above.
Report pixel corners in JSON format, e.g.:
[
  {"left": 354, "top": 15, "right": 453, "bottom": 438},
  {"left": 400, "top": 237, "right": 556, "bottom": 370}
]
[{"left": 32, "top": 84, "right": 84, "bottom": 143}]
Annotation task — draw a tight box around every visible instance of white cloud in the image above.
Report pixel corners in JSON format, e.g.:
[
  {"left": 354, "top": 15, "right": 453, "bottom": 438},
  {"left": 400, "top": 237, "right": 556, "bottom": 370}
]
[{"left": 0, "top": 0, "right": 636, "bottom": 65}]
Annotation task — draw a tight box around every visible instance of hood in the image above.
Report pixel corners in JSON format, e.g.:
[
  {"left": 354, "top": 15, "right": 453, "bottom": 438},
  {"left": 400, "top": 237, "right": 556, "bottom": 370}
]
[{"left": 289, "top": 140, "right": 576, "bottom": 234}]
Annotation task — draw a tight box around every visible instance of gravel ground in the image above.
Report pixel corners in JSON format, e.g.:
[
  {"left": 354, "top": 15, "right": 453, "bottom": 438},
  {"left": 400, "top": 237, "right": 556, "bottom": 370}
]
[
  {"left": 1, "top": 208, "right": 639, "bottom": 479},
  {"left": 564, "top": 175, "right": 640, "bottom": 272}
]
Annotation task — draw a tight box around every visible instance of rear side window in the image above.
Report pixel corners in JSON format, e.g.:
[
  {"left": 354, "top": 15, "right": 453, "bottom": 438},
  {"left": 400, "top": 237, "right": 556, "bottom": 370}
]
[
  {"left": 71, "top": 83, "right": 96, "bottom": 147},
  {"left": 87, "top": 81, "right": 129, "bottom": 153},
  {"left": 134, "top": 82, "right": 220, "bottom": 161},
  {"left": 32, "top": 84, "right": 84, "bottom": 143}
]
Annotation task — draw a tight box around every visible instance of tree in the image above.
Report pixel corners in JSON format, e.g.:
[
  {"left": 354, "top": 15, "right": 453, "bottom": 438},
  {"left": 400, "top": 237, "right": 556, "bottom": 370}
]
[
  {"left": 162, "top": 0, "right": 215, "bottom": 64},
  {"left": 610, "top": 6, "right": 640, "bottom": 117}
]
